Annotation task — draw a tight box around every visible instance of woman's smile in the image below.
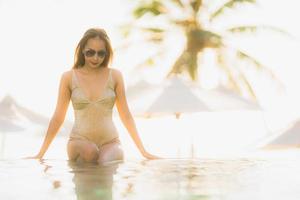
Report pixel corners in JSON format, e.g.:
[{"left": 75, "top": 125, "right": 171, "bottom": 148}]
[{"left": 91, "top": 62, "right": 99, "bottom": 65}]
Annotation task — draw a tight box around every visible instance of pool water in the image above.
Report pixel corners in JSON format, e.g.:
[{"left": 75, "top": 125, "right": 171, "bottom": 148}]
[{"left": 1, "top": 151, "right": 300, "bottom": 200}]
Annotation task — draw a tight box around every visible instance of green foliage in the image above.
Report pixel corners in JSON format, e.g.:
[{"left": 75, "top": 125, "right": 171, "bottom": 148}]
[
  {"left": 170, "top": 0, "right": 184, "bottom": 8},
  {"left": 133, "top": 0, "right": 167, "bottom": 18},
  {"left": 226, "top": 25, "right": 294, "bottom": 38},
  {"left": 125, "top": 0, "right": 287, "bottom": 99},
  {"left": 210, "top": 0, "right": 256, "bottom": 22}
]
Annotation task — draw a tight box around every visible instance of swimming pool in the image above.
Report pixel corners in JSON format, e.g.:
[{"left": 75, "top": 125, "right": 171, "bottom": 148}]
[{"left": 1, "top": 151, "right": 300, "bottom": 200}]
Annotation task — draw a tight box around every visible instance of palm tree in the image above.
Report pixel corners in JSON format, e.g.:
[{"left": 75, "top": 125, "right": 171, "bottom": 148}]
[{"left": 120, "top": 0, "right": 290, "bottom": 100}]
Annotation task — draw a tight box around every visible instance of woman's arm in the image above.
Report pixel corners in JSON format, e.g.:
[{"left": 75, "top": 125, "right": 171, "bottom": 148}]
[
  {"left": 30, "top": 71, "right": 71, "bottom": 159},
  {"left": 114, "top": 69, "right": 159, "bottom": 159}
]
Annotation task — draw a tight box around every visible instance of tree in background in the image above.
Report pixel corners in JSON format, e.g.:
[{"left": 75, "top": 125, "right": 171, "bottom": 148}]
[{"left": 119, "top": 0, "right": 290, "bottom": 100}]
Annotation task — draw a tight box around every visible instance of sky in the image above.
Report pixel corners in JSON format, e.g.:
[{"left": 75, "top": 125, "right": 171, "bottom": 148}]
[{"left": 0, "top": 0, "right": 300, "bottom": 121}]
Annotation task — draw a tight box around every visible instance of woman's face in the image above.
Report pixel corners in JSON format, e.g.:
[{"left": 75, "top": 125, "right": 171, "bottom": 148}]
[{"left": 82, "top": 37, "right": 107, "bottom": 68}]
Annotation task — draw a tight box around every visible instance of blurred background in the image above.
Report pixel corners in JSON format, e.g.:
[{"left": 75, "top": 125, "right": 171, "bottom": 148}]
[{"left": 1, "top": 0, "right": 300, "bottom": 160}]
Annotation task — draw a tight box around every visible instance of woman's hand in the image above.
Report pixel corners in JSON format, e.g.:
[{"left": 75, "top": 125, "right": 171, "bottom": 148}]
[
  {"left": 24, "top": 153, "right": 43, "bottom": 160},
  {"left": 142, "top": 151, "right": 161, "bottom": 160}
]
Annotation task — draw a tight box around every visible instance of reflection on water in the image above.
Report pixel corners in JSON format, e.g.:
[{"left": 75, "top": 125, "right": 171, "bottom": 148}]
[
  {"left": 68, "top": 161, "right": 121, "bottom": 200},
  {"left": 1, "top": 152, "right": 300, "bottom": 200}
]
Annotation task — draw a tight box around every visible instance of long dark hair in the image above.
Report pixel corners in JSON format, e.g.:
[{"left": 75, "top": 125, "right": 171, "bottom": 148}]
[{"left": 72, "top": 28, "right": 113, "bottom": 69}]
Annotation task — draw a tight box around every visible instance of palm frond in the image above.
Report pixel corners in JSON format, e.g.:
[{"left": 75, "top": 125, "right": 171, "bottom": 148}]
[
  {"left": 236, "top": 50, "right": 262, "bottom": 69},
  {"left": 237, "top": 69, "right": 258, "bottom": 100},
  {"left": 217, "top": 50, "right": 257, "bottom": 99},
  {"left": 147, "top": 35, "right": 164, "bottom": 43},
  {"left": 236, "top": 49, "right": 285, "bottom": 90},
  {"left": 172, "top": 19, "right": 196, "bottom": 27},
  {"left": 171, "top": 0, "right": 184, "bottom": 8},
  {"left": 216, "top": 49, "right": 242, "bottom": 94},
  {"left": 118, "top": 23, "right": 135, "bottom": 37},
  {"left": 136, "top": 57, "right": 156, "bottom": 69},
  {"left": 133, "top": 0, "right": 167, "bottom": 18},
  {"left": 115, "top": 25, "right": 165, "bottom": 51},
  {"left": 140, "top": 27, "right": 166, "bottom": 33},
  {"left": 141, "top": 27, "right": 166, "bottom": 42},
  {"left": 205, "top": 31, "right": 224, "bottom": 47},
  {"left": 226, "top": 25, "right": 293, "bottom": 38},
  {"left": 132, "top": 49, "right": 168, "bottom": 70},
  {"left": 209, "top": 0, "right": 256, "bottom": 22}
]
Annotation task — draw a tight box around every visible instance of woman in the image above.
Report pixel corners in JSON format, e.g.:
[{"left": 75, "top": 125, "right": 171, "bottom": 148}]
[{"left": 30, "top": 28, "right": 159, "bottom": 163}]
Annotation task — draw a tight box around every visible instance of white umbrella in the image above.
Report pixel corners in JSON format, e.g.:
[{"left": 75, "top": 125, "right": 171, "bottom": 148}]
[
  {"left": 257, "top": 120, "right": 300, "bottom": 149},
  {"left": 0, "top": 95, "right": 74, "bottom": 158},
  {"left": 144, "top": 76, "right": 211, "bottom": 119},
  {"left": 0, "top": 95, "right": 72, "bottom": 135},
  {"left": 191, "top": 85, "right": 261, "bottom": 111},
  {"left": 132, "top": 76, "right": 211, "bottom": 158},
  {"left": 128, "top": 79, "right": 262, "bottom": 117},
  {"left": 0, "top": 119, "right": 24, "bottom": 132},
  {"left": 126, "top": 80, "right": 159, "bottom": 101},
  {"left": 125, "top": 77, "right": 263, "bottom": 157},
  {"left": 0, "top": 95, "right": 49, "bottom": 127},
  {"left": 125, "top": 79, "right": 163, "bottom": 118}
]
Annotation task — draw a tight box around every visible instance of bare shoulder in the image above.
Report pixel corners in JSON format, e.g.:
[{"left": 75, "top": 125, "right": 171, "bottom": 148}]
[
  {"left": 61, "top": 70, "right": 73, "bottom": 81},
  {"left": 60, "top": 69, "right": 73, "bottom": 90},
  {"left": 110, "top": 67, "right": 122, "bottom": 77},
  {"left": 110, "top": 67, "right": 124, "bottom": 83}
]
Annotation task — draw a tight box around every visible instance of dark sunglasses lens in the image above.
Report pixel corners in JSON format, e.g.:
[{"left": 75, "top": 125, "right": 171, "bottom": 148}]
[
  {"left": 84, "top": 50, "right": 106, "bottom": 57},
  {"left": 84, "top": 50, "right": 96, "bottom": 57},
  {"left": 97, "top": 50, "right": 106, "bottom": 57}
]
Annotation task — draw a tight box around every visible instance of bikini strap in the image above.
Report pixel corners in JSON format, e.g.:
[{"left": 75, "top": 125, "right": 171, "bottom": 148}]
[
  {"left": 108, "top": 68, "right": 114, "bottom": 89},
  {"left": 71, "top": 69, "right": 79, "bottom": 90}
]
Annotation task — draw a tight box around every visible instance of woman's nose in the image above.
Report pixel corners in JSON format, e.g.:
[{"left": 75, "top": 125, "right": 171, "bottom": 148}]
[{"left": 92, "top": 54, "right": 100, "bottom": 60}]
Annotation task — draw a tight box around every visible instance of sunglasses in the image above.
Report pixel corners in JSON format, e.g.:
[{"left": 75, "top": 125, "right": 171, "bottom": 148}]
[{"left": 83, "top": 49, "right": 107, "bottom": 58}]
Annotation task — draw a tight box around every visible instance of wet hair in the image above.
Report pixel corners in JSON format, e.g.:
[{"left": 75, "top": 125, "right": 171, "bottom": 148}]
[{"left": 72, "top": 28, "right": 113, "bottom": 68}]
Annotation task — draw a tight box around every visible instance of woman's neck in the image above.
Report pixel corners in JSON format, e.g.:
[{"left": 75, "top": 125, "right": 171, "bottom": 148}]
[{"left": 81, "top": 65, "right": 106, "bottom": 74}]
